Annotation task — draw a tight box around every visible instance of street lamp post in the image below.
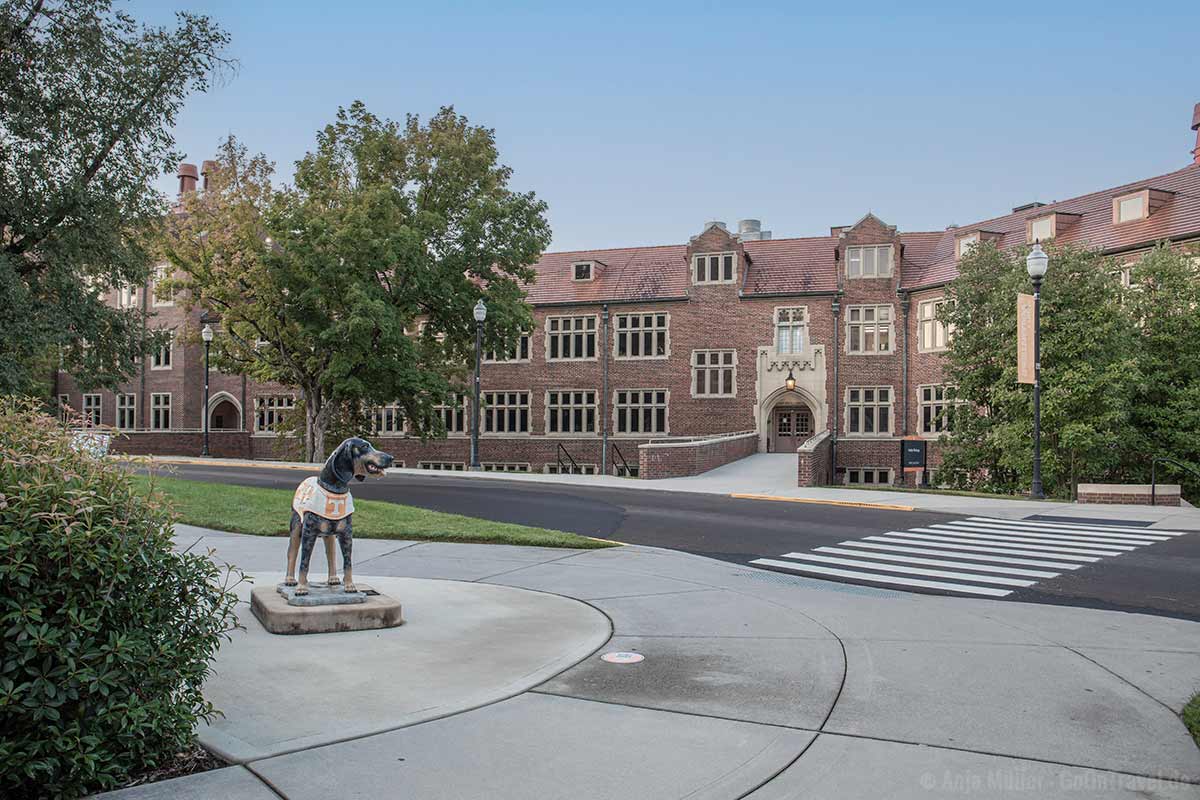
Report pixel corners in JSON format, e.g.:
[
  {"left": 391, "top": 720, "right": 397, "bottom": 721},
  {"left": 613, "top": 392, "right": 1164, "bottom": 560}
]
[
  {"left": 470, "top": 300, "right": 487, "bottom": 471},
  {"left": 1026, "top": 243, "right": 1048, "bottom": 499},
  {"left": 201, "top": 323, "right": 214, "bottom": 457}
]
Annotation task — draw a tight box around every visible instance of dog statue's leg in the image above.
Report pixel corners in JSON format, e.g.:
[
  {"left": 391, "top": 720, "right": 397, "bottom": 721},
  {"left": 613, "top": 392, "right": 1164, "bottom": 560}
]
[
  {"left": 284, "top": 511, "right": 301, "bottom": 586},
  {"left": 296, "top": 513, "right": 319, "bottom": 595},
  {"left": 337, "top": 516, "right": 355, "bottom": 592},
  {"left": 323, "top": 536, "right": 340, "bottom": 585}
]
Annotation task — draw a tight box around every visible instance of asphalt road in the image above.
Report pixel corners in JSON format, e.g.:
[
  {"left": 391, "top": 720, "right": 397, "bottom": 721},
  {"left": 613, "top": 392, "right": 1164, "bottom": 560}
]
[{"left": 155, "top": 463, "right": 1200, "bottom": 622}]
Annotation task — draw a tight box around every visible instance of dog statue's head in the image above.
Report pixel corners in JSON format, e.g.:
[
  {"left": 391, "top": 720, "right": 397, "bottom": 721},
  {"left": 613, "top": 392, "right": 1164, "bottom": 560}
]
[{"left": 320, "top": 437, "right": 395, "bottom": 492}]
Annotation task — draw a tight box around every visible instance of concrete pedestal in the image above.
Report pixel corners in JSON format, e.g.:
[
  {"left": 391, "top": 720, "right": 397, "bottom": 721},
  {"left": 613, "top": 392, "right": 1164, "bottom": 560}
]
[{"left": 251, "top": 583, "right": 403, "bottom": 634}]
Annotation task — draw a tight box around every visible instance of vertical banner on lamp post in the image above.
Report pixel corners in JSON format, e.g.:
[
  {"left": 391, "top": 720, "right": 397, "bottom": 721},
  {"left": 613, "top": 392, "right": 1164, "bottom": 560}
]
[{"left": 1017, "top": 293, "right": 1035, "bottom": 385}]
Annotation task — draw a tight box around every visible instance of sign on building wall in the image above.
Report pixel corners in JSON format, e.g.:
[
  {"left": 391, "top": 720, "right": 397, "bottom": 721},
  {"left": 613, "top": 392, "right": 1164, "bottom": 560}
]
[
  {"left": 900, "top": 438, "right": 926, "bottom": 472},
  {"left": 1016, "top": 293, "right": 1035, "bottom": 385}
]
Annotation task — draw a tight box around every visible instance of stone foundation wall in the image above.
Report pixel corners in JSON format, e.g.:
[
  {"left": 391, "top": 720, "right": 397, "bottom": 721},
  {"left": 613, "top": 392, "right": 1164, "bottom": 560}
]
[{"left": 638, "top": 432, "right": 758, "bottom": 480}]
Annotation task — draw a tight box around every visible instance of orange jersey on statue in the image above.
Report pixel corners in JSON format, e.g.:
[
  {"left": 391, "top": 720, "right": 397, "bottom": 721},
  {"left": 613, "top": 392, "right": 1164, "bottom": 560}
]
[{"left": 291, "top": 476, "right": 355, "bottom": 520}]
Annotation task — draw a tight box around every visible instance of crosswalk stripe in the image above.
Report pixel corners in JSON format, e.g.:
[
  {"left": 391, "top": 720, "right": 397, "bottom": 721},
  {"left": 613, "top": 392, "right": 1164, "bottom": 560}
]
[
  {"left": 814, "top": 547, "right": 1060, "bottom": 578},
  {"left": 865, "top": 535, "right": 1101, "bottom": 562},
  {"left": 749, "top": 559, "right": 1013, "bottom": 597},
  {"left": 906, "top": 529, "right": 1128, "bottom": 555},
  {"left": 940, "top": 520, "right": 1168, "bottom": 544},
  {"left": 926, "top": 523, "right": 1141, "bottom": 549},
  {"left": 967, "top": 517, "right": 1184, "bottom": 536},
  {"left": 774, "top": 552, "right": 1036, "bottom": 586},
  {"left": 837, "top": 540, "right": 1084, "bottom": 570}
]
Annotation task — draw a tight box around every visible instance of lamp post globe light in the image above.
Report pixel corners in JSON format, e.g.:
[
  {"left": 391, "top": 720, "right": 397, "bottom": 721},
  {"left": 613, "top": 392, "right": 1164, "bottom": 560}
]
[
  {"left": 1026, "top": 243, "right": 1048, "bottom": 499},
  {"left": 201, "top": 323, "right": 214, "bottom": 457},
  {"left": 470, "top": 300, "right": 487, "bottom": 471}
]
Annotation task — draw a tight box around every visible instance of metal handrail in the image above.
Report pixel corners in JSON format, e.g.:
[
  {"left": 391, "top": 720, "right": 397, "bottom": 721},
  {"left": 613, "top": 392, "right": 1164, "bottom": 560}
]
[
  {"left": 611, "top": 442, "right": 632, "bottom": 476},
  {"left": 556, "top": 442, "right": 580, "bottom": 475},
  {"left": 1151, "top": 456, "right": 1200, "bottom": 505}
]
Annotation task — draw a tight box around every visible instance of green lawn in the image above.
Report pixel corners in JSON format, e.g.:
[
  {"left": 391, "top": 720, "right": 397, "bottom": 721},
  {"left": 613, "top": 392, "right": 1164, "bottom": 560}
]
[
  {"left": 1185, "top": 693, "right": 1200, "bottom": 749},
  {"left": 130, "top": 474, "right": 614, "bottom": 549}
]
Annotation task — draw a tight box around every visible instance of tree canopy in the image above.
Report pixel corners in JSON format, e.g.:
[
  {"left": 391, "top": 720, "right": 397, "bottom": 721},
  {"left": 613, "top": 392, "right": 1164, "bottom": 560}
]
[
  {"left": 0, "top": 0, "right": 230, "bottom": 395},
  {"left": 161, "top": 103, "right": 551, "bottom": 461}
]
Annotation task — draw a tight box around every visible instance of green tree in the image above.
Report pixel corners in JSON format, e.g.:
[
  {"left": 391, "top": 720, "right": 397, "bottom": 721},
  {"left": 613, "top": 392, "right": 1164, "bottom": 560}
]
[
  {"left": 938, "top": 242, "right": 1141, "bottom": 499},
  {"left": 0, "top": 0, "right": 230, "bottom": 396},
  {"left": 1125, "top": 244, "right": 1200, "bottom": 499},
  {"left": 162, "top": 104, "right": 551, "bottom": 461}
]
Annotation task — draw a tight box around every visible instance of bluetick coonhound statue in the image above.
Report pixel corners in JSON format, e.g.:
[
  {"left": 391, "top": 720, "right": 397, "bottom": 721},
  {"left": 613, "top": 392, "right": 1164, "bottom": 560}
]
[{"left": 285, "top": 437, "right": 395, "bottom": 595}]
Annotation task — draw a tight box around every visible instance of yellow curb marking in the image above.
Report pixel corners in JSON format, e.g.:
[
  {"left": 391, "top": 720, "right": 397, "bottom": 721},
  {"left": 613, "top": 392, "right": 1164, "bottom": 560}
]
[{"left": 729, "top": 493, "right": 915, "bottom": 512}]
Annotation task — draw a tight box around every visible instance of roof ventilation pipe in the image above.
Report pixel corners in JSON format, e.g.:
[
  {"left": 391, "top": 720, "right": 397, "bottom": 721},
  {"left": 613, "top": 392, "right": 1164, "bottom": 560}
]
[{"left": 737, "top": 219, "right": 772, "bottom": 241}]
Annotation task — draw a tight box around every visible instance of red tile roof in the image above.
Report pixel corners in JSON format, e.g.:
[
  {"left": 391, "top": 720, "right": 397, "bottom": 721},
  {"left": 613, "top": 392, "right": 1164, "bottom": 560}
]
[{"left": 523, "top": 162, "right": 1200, "bottom": 305}]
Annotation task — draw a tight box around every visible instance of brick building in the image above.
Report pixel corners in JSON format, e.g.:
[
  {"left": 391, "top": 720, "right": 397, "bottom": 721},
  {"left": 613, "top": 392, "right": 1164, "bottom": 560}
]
[{"left": 55, "top": 103, "right": 1200, "bottom": 483}]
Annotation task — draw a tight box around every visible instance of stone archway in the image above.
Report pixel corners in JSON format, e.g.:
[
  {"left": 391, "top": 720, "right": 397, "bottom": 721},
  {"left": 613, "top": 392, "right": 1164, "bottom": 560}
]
[
  {"left": 758, "top": 385, "right": 827, "bottom": 454},
  {"left": 207, "top": 391, "right": 242, "bottom": 431}
]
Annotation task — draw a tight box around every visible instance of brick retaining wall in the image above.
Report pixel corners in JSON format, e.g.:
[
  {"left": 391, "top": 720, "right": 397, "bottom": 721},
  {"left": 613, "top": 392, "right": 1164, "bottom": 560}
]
[
  {"left": 797, "top": 431, "right": 832, "bottom": 487},
  {"left": 637, "top": 432, "right": 758, "bottom": 480},
  {"left": 1077, "top": 483, "right": 1181, "bottom": 507}
]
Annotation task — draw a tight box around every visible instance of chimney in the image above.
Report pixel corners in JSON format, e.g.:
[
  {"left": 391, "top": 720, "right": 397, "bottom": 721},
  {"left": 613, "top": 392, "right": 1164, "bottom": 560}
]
[
  {"left": 1192, "top": 102, "right": 1200, "bottom": 165},
  {"left": 178, "top": 162, "right": 198, "bottom": 195},
  {"left": 201, "top": 159, "right": 217, "bottom": 191}
]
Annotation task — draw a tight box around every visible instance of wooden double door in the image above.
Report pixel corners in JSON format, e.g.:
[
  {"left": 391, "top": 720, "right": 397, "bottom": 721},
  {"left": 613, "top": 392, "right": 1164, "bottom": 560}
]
[{"left": 770, "top": 405, "right": 813, "bottom": 452}]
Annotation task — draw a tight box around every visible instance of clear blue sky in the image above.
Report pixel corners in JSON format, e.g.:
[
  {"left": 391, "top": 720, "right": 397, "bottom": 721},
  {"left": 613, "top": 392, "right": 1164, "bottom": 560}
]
[{"left": 132, "top": 0, "right": 1200, "bottom": 253}]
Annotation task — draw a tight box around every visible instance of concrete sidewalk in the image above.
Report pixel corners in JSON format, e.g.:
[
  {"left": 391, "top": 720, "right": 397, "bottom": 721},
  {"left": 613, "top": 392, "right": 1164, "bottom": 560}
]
[
  {"left": 97, "top": 525, "right": 1200, "bottom": 799},
  {"left": 140, "top": 452, "right": 1200, "bottom": 530}
]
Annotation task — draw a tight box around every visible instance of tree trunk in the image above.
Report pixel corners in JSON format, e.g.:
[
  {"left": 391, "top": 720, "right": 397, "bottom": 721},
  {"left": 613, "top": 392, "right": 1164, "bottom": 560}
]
[{"left": 303, "top": 390, "right": 320, "bottom": 463}]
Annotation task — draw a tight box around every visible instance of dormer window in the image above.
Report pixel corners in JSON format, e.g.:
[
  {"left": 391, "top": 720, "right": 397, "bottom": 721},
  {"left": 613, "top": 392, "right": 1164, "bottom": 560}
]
[
  {"left": 1114, "top": 192, "right": 1146, "bottom": 224},
  {"left": 573, "top": 261, "right": 594, "bottom": 281},
  {"left": 693, "top": 252, "right": 736, "bottom": 285},
  {"left": 955, "top": 233, "right": 980, "bottom": 260},
  {"left": 1028, "top": 215, "right": 1054, "bottom": 243},
  {"left": 845, "top": 245, "right": 893, "bottom": 278}
]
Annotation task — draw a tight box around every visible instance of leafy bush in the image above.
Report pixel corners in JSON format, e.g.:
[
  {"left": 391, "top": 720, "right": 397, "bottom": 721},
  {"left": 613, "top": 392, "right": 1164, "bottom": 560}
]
[{"left": 0, "top": 397, "right": 242, "bottom": 799}]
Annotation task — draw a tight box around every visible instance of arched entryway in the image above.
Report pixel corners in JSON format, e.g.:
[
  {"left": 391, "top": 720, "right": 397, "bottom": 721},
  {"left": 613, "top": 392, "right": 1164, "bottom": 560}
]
[
  {"left": 207, "top": 392, "right": 242, "bottom": 431},
  {"left": 768, "top": 403, "right": 814, "bottom": 452}
]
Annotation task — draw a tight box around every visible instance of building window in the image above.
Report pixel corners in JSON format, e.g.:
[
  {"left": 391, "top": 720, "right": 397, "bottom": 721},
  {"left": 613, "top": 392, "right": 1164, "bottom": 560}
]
[
  {"left": 846, "top": 468, "right": 893, "bottom": 486},
  {"left": 254, "top": 395, "right": 295, "bottom": 433},
  {"left": 920, "top": 384, "right": 958, "bottom": 435},
  {"left": 1113, "top": 192, "right": 1146, "bottom": 224},
  {"left": 545, "top": 463, "right": 598, "bottom": 475},
  {"left": 614, "top": 463, "right": 639, "bottom": 478},
  {"left": 774, "top": 306, "right": 807, "bottom": 353},
  {"left": 483, "top": 391, "right": 530, "bottom": 434},
  {"left": 150, "top": 393, "right": 172, "bottom": 430},
  {"left": 1028, "top": 215, "right": 1054, "bottom": 243},
  {"left": 614, "top": 389, "right": 668, "bottom": 435},
  {"left": 153, "top": 265, "right": 174, "bottom": 306},
  {"left": 847, "top": 305, "right": 893, "bottom": 353},
  {"left": 57, "top": 393, "right": 70, "bottom": 422},
  {"left": 546, "top": 315, "right": 597, "bottom": 361},
  {"left": 846, "top": 245, "right": 893, "bottom": 279},
  {"left": 573, "top": 261, "right": 594, "bottom": 281},
  {"left": 418, "top": 461, "right": 465, "bottom": 471},
  {"left": 546, "top": 390, "right": 597, "bottom": 434},
  {"left": 615, "top": 313, "right": 669, "bottom": 359},
  {"left": 692, "top": 349, "right": 736, "bottom": 397},
  {"left": 482, "top": 462, "right": 531, "bottom": 473},
  {"left": 955, "top": 233, "right": 979, "bottom": 260},
  {"left": 693, "top": 252, "right": 736, "bottom": 285},
  {"left": 117, "top": 393, "right": 136, "bottom": 429},
  {"left": 484, "top": 334, "right": 531, "bottom": 363},
  {"left": 116, "top": 284, "right": 138, "bottom": 309},
  {"left": 435, "top": 393, "right": 469, "bottom": 435},
  {"left": 150, "top": 331, "right": 173, "bottom": 369},
  {"left": 81, "top": 394, "right": 101, "bottom": 426},
  {"left": 372, "top": 404, "right": 405, "bottom": 435},
  {"left": 917, "top": 298, "right": 951, "bottom": 352},
  {"left": 846, "top": 386, "right": 891, "bottom": 436}
]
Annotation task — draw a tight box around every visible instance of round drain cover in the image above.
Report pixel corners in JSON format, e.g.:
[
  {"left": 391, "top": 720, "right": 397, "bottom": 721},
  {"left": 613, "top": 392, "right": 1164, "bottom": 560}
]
[{"left": 601, "top": 651, "right": 644, "bottom": 664}]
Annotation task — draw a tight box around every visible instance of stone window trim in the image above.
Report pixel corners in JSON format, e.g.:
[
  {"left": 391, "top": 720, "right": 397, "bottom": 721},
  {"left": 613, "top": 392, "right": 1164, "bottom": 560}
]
[
  {"left": 544, "top": 389, "right": 598, "bottom": 436},
  {"left": 845, "top": 304, "right": 894, "bottom": 355},
  {"left": 613, "top": 312, "right": 670, "bottom": 361},
  {"left": 916, "top": 297, "right": 952, "bottom": 353},
  {"left": 545, "top": 463, "right": 598, "bottom": 475},
  {"left": 434, "top": 393, "right": 470, "bottom": 437},
  {"left": 692, "top": 251, "right": 738, "bottom": 285},
  {"left": 545, "top": 314, "right": 599, "bottom": 362},
  {"left": 774, "top": 306, "right": 808, "bottom": 354},
  {"left": 372, "top": 404, "right": 407, "bottom": 436},
  {"left": 482, "top": 390, "right": 531, "bottom": 435},
  {"left": 116, "top": 393, "right": 136, "bottom": 430},
  {"left": 845, "top": 467, "right": 894, "bottom": 486},
  {"left": 918, "top": 383, "right": 959, "bottom": 437},
  {"left": 612, "top": 388, "right": 670, "bottom": 436},
  {"left": 482, "top": 462, "right": 532, "bottom": 473},
  {"left": 57, "top": 393, "right": 70, "bottom": 422},
  {"left": 845, "top": 244, "right": 894, "bottom": 279},
  {"left": 572, "top": 261, "right": 595, "bottom": 282},
  {"left": 484, "top": 334, "right": 531, "bottom": 364},
  {"left": 152, "top": 264, "right": 175, "bottom": 307},
  {"left": 150, "top": 330, "right": 174, "bottom": 370},
  {"left": 844, "top": 385, "right": 893, "bottom": 438},
  {"left": 115, "top": 284, "right": 138, "bottom": 309},
  {"left": 691, "top": 349, "right": 738, "bottom": 398},
  {"left": 1027, "top": 215, "right": 1055, "bottom": 244},
  {"left": 81, "top": 393, "right": 102, "bottom": 426},
  {"left": 418, "top": 461, "right": 465, "bottom": 471},
  {"left": 253, "top": 394, "right": 295, "bottom": 435},
  {"left": 150, "top": 392, "right": 172, "bottom": 431},
  {"left": 955, "top": 232, "right": 980, "bottom": 260}
]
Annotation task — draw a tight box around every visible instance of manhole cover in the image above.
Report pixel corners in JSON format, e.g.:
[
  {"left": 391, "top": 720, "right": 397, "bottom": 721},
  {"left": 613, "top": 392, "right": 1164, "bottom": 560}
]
[{"left": 600, "top": 651, "right": 644, "bottom": 664}]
